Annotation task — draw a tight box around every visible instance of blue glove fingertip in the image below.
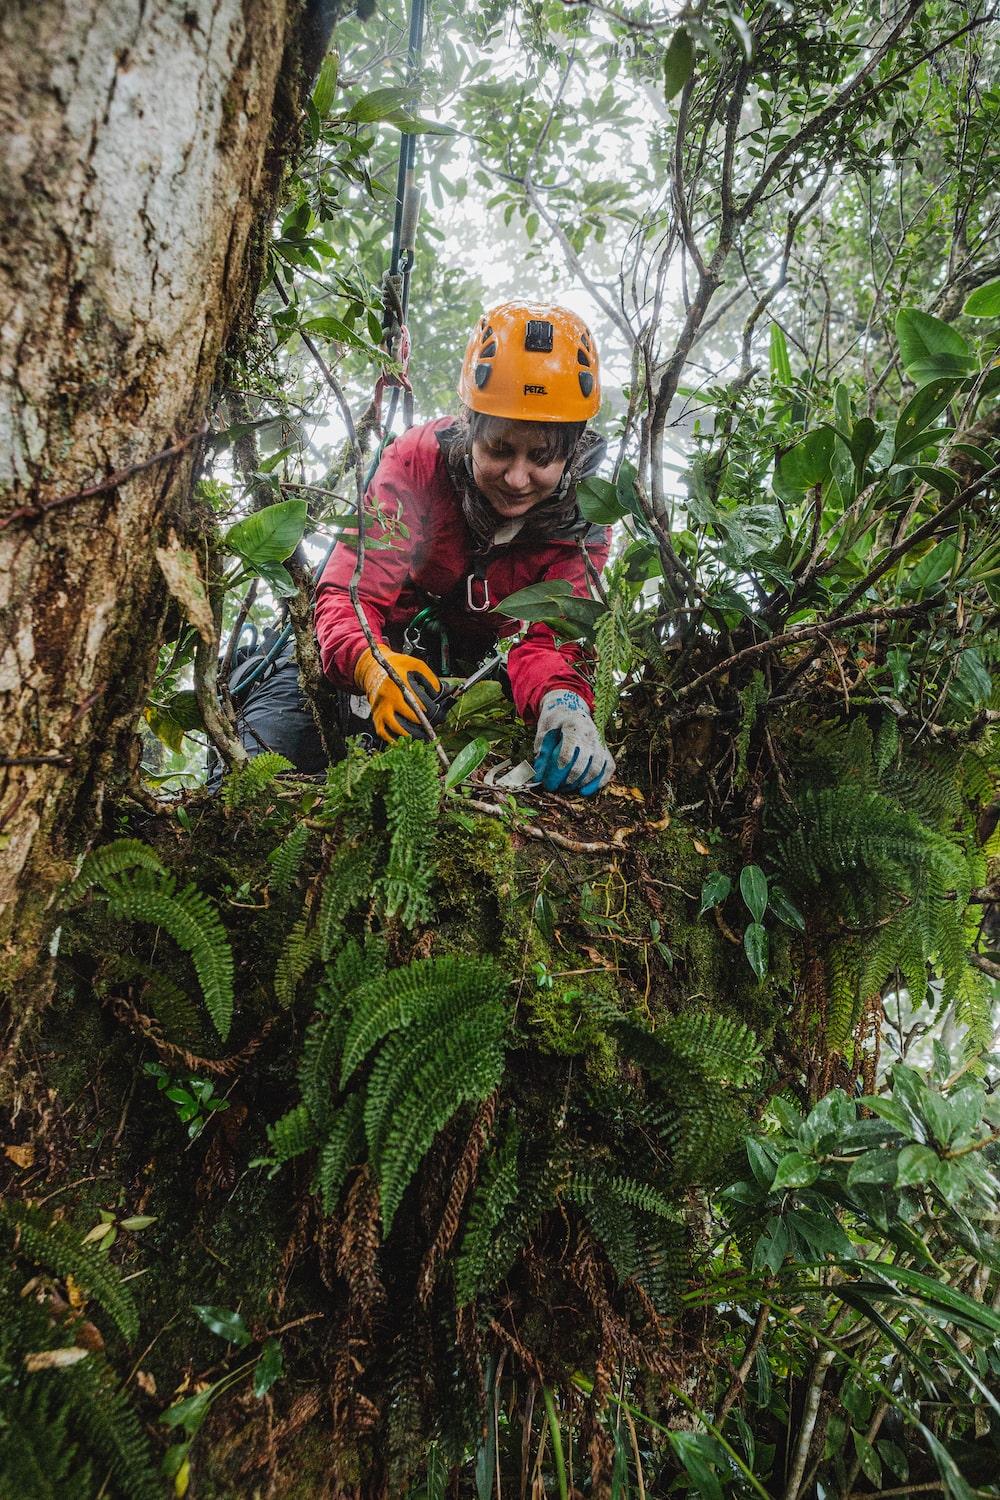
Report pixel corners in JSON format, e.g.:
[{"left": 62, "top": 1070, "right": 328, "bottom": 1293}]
[{"left": 533, "top": 727, "right": 562, "bottom": 783}]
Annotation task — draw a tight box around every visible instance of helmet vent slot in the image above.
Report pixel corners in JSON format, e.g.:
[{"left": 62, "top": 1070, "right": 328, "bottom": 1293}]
[
  {"left": 480, "top": 340, "right": 497, "bottom": 359},
  {"left": 475, "top": 363, "right": 492, "bottom": 389},
  {"left": 578, "top": 370, "right": 595, "bottom": 398}
]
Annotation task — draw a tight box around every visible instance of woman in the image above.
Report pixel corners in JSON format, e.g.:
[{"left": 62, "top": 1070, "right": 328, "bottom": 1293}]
[{"left": 315, "top": 300, "right": 616, "bottom": 796}]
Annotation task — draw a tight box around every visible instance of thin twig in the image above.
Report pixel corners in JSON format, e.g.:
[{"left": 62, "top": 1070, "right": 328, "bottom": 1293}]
[
  {"left": 674, "top": 602, "right": 935, "bottom": 699},
  {"left": 0, "top": 754, "right": 74, "bottom": 767},
  {"left": 1, "top": 424, "right": 207, "bottom": 531},
  {"left": 716, "top": 1302, "right": 769, "bottom": 1427},
  {"left": 462, "top": 797, "right": 615, "bottom": 852},
  {"left": 782, "top": 1348, "right": 836, "bottom": 1500}
]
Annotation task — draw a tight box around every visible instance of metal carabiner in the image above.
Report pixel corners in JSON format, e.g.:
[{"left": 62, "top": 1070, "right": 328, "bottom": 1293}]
[{"left": 466, "top": 572, "right": 492, "bottom": 613}]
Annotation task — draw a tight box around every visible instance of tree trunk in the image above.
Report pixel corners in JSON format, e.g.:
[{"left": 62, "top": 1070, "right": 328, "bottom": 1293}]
[{"left": 0, "top": 0, "right": 328, "bottom": 1021}]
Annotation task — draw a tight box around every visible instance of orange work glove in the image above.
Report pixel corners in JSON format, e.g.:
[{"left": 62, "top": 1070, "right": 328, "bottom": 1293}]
[{"left": 354, "top": 647, "right": 441, "bottom": 742}]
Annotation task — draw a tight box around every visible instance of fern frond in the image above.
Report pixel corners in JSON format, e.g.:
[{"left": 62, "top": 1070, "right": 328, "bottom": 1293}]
[
  {"left": 65, "top": 838, "right": 165, "bottom": 904},
  {"left": 221, "top": 751, "right": 294, "bottom": 809},
  {"left": 298, "top": 1011, "right": 350, "bottom": 1130},
  {"left": 381, "top": 738, "right": 440, "bottom": 926},
  {"left": 632, "top": 1214, "right": 687, "bottom": 1315},
  {"left": 340, "top": 955, "right": 503, "bottom": 1087},
  {"left": 317, "top": 937, "right": 384, "bottom": 1014},
  {"left": 592, "top": 587, "right": 633, "bottom": 737},
  {"left": 314, "top": 1094, "right": 366, "bottom": 1213},
  {"left": 657, "top": 1012, "right": 764, "bottom": 1086},
  {"left": 567, "top": 1171, "right": 674, "bottom": 1220},
  {"left": 953, "top": 963, "right": 994, "bottom": 1059},
  {"left": 317, "top": 843, "right": 379, "bottom": 958},
  {"left": 375, "top": 1008, "right": 509, "bottom": 1231},
  {"left": 262, "top": 1102, "right": 317, "bottom": 1171},
  {"left": 138, "top": 968, "right": 203, "bottom": 1042},
  {"left": 269, "top": 821, "right": 311, "bottom": 894},
  {"left": 826, "top": 943, "right": 860, "bottom": 1051},
  {"left": 102, "top": 870, "right": 234, "bottom": 1040},
  {"left": 0, "top": 1206, "right": 139, "bottom": 1343},
  {"left": 63, "top": 1356, "right": 162, "bottom": 1500},
  {"left": 0, "top": 1379, "right": 95, "bottom": 1500},
  {"left": 454, "top": 1123, "right": 521, "bottom": 1307},
  {"left": 566, "top": 1163, "right": 686, "bottom": 1309},
  {"left": 873, "top": 713, "right": 899, "bottom": 776},
  {"left": 959, "top": 746, "right": 996, "bottom": 807},
  {"left": 573, "top": 1178, "right": 637, "bottom": 1284},
  {"left": 735, "top": 670, "right": 768, "bottom": 790},
  {"left": 274, "top": 916, "right": 320, "bottom": 1007}
]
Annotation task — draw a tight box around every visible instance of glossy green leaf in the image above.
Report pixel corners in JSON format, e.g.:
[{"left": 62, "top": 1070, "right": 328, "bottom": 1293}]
[
  {"left": 663, "top": 27, "right": 694, "bottom": 99},
  {"left": 160, "top": 1386, "right": 215, "bottom": 1435},
  {"left": 223, "top": 500, "right": 307, "bottom": 567},
  {"left": 895, "top": 307, "right": 971, "bottom": 374},
  {"left": 344, "top": 86, "right": 416, "bottom": 123},
  {"left": 773, "top": 425, "right": 836, "bottom": 498},
  {"left": 578, "top": 476, "right": 628, "bottom": 524},
  {"left": 771, "top": 1151, "right": 819, "bottom": 1189},
  {"left": 257, "top": 561, "right": 299, "bottom": 599},
  {"left": 699, "top": 871, "right": 731, "bottom": 915},
  {"left": 853, "top": 1431, "right": 882, "bottom": 1488},
  {"left": 908, "top": 463, "right": 961, "bottom": 498},
  {"left": 893, "top": 378, "right": 963, "bottom": 453},
  {"left": 769, "top": 322, "right": 792, "bottom": 384},
  {"left": 253, "top": 1337, "right": 284, "bottom": 1397},
  {"left": 744, "top": 922, "right": 769, "bottom": 982},
  {"left": 962, "top": 278, "right": 1000, "bottom": 317},
  {"left": 895, "top": 1142, "right": 939, "bottom": 1186},
  {"left": 444, "top": 737, "right": 491, "bottom": 790},
  {"left": 768, "top": 884, "right": 805, "bottom": 931},
  {"left": 312, "top": 52, "right": 338, "bottom": 118},
  {"left": 745, "top": 1135, "right": 778, "bottom": 1187},
  {"left": 739, "top": 864, "right": 768, "bottom": 924},
  {"left": 670, "top": 1432, "right": 725, "bottom": 1500},
  {"left": 494, "top": 579, "right": 575, "bottom": 618},
  {"left": 302, "top": 316, "right": 381, "bottom": 355},
  {"left": 194, "top": 1304, "right": 253, "bottom": 1347}
]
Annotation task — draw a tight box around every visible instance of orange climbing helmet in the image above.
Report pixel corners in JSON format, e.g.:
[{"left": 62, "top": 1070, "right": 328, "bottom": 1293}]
[{"left": 457, "top": 301, "right": 601, "bottom": 422}]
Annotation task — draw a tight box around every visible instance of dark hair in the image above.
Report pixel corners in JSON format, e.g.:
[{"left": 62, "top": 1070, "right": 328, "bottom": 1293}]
[{"left": 466, "top": 410, "right": 587, "bottom": 464}]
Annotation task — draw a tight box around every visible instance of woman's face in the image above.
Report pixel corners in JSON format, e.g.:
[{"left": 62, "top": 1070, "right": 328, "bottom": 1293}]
[{"left": 469, "top": 420, "right": 567, "bottom": 519}]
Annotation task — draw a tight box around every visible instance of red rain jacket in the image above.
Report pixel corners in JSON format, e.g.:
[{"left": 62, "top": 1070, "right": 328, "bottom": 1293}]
[{"left": 315, "top": 418, "right": 610, "bottom": 722}]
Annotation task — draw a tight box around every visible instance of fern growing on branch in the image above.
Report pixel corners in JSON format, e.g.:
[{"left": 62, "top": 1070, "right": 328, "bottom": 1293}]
[
  {"left": 63, "top": 840, "right": 234, "bottom": 1039},
  {"left": 260, "top": 950, "right": 510, "bottom": 1232}
]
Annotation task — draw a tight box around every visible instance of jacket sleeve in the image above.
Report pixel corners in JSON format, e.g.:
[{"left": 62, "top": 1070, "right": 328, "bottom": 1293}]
[
  {"left": 505, "top": 529, "right": 611, "bottom": 723},
  {"left": 314, "top": 435, "right": 424, "bottom": 690}
]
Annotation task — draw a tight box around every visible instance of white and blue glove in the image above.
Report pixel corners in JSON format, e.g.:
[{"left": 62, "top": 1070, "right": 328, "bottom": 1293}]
[{"left": 533, "top": 690, "right": 616, "bottom": 797}]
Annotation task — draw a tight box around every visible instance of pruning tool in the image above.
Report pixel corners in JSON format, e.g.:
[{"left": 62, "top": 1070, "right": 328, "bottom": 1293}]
[{"left": 408, "top": 652, "right": 504, "bottom": 731}]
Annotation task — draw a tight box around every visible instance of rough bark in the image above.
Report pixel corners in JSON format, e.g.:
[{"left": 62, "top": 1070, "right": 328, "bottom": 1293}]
[{"left": 0, "top": 0, "right": 328, "bottom": 1016}]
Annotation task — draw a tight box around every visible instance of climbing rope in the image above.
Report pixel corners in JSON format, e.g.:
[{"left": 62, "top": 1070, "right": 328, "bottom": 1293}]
[
  {"left": 229, "top": 0, "right": 429, "bottom": 700},
  {"left": 376, "top": 0, "right": 427, "bottom": 433}
]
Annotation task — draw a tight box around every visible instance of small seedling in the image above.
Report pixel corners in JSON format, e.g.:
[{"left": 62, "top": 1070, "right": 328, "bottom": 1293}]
[{"left": 144, "top": 1062, "right": 230, "bottom": 1139}]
